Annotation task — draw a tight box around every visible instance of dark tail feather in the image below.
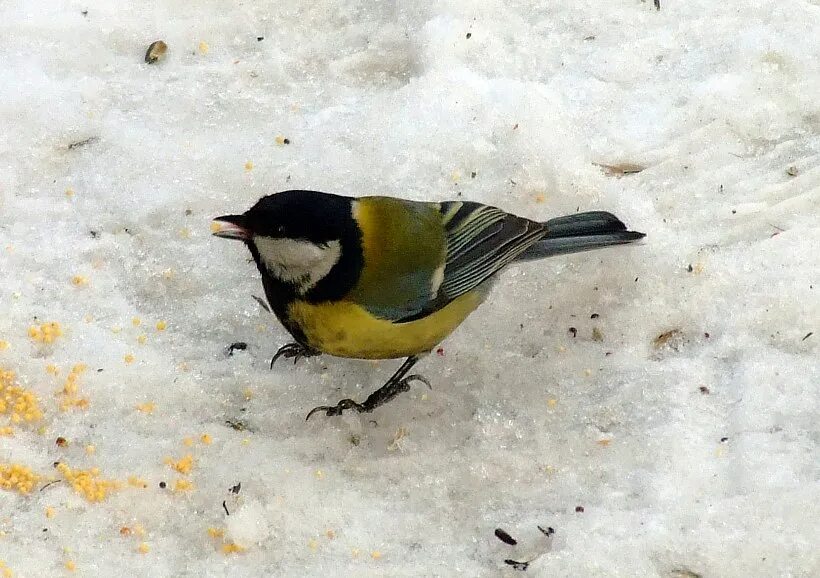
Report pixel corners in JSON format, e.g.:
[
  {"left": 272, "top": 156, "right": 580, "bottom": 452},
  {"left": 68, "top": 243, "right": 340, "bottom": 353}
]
[{"left": 516, "top": 211, "right": 645, "bottom": 261}]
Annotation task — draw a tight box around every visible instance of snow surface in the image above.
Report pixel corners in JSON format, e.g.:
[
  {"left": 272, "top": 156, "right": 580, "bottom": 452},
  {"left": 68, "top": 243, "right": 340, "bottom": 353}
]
[{"left": 1, "top": 0, "right": 819, "bottom": 576}]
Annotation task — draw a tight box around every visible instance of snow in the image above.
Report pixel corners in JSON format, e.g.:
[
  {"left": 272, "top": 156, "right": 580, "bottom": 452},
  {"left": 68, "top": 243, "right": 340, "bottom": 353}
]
[{"left": 1, "top": 0, "right": 818, "bottom": 576}]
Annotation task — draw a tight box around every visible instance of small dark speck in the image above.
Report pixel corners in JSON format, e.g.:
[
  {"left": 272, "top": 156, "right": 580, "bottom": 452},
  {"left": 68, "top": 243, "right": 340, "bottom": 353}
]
[
  {"left": 257, "top": 36, "right": 264, "bottom": 41},
  {"left": 96, "top": 368, "right": 103, "bottom": 373},
  {"left": 504, "top": 560, "right": 529, "bottom": 571},
  {"left": 731, "top": 209, "right": 737, "bottom": 214},
  {"left": 67, "top": 136, "right": 99, "bottom": 150},
  {"left": 471, "top": 171, "right": 477, "bottom": 178},
  {"left": 568, "top": 327, "right": 577, "bottom": 338},
  {"left": 466, "top": 32, "right": 472, "bottom": 39},
  {"left": 590, "top": 313, "right": 599, "bottom": 319},
  {"left": 704, "top": 332, "right": 711, "bottom": 339},
  {"left": 575, "top": 505, "right": 585, "bottom": 513},
  {"left": 159, "top": 481, "right": 166, "bottom": 489},
  {"left": 43, "top": 528, "right": 48, "bottom": 532},
  {"left": 227, "top": 342, "right": 248, "bottom": 356},
  {"left": 654, "top": 0, "right": 660, "bottom": 10},
  {"left": 81, "top": 10, "right": 88, "bottom": 16},
  {"left": 635, "top": 277, "right": 639, "bottom": 282},
  {"left": 699, "top": 386, "right": 710, "bottom": 394},
  {"left": 184, "top": 209, "right": 192, "bottom": 216},
  {"left": 537, "top": 525, "right": 555, "bottom": 536},
  {"left": 802, "top": 332, "right": 813, "bottom": 341},
  {"left": 283, "top": 138, "right": 290, "bottom": 144},
  {"left": 687, "top": 264, "right": 693, "bottom": 272},
  {"left": 90, "top": 230, "right": 99, "bottom": 238},
  {"left": 223, "top": 500, "right": 230, "bottom": 516},
  {"left": 720, "top": 437, "right": 729, "bottom": 443},
  {"left": 229, "top": 482, "right": 241, "bottom": 494},
  {"left": 494, "top": 528, "right": 517, "bottom": 545}
]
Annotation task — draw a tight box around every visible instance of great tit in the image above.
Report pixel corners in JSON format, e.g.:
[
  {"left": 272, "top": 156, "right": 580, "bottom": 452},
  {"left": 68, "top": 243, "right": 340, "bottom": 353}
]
[{"left": 212, "top": 190, "right": 644, "bottom": 419}]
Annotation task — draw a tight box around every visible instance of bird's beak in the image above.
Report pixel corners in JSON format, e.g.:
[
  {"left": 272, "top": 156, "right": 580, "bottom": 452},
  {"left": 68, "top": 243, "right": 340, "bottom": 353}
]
[{"left": 211, "top": 215, "right": 251, "bottom": 240}]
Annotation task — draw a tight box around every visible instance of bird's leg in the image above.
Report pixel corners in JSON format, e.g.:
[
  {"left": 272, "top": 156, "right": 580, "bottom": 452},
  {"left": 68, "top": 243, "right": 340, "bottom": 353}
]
[
  {"left": 270, "top": 343, "right": 320, "bottom": 369},
  {"left": 306, "top": 355, "right": 431, "bottom": 420}
]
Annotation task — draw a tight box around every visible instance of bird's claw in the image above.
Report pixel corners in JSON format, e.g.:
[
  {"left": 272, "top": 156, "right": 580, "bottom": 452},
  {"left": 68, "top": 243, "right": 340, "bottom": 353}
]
[
  {"left": 305, "top": 399, "right": 365, "bottom": 421},
  {"left": 270, "top": 343, "right": 317, "bottom": 369},
  {"left": 404, "top": 374, "right": 432, "bottom": 390},
  {"left": 305, "top": 374, "right": 431, "bottom": 420}
]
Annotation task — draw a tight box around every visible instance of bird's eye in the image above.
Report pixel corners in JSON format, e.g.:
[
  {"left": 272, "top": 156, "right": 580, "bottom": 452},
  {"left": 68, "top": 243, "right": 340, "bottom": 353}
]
[{"left": 276, "top": 225, "right": 285, "bottom": 235}]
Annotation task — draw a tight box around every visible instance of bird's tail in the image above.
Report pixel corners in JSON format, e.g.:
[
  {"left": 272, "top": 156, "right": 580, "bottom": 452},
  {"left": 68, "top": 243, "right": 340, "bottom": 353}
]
[{"left": 516, "top": 211, "right": 645, "bottom": 261}]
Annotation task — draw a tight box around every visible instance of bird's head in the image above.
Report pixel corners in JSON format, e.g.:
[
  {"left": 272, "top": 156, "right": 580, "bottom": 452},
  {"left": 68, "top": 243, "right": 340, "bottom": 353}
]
[{"left": 212, "top": 190, "right": 358, "bottom": 293}]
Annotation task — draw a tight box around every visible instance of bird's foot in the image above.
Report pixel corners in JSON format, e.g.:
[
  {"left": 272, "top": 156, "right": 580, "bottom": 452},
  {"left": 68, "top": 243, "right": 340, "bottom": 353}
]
[
  {"left": 270, "top": 343, "right": 319, "bottom": 369},
  {"left": 305, "top": 374, "right": 431, "bottom": 421}
]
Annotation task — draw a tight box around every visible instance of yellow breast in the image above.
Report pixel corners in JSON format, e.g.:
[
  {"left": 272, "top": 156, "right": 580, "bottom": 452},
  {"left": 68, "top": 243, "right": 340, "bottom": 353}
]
[{"left": 286, "top": 291, "right": 486, "bottom": 359}]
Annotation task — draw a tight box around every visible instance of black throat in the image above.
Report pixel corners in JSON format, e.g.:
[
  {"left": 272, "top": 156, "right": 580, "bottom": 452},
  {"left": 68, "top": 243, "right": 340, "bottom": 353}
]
[{"left": 244, "top": 221, "right": 364, "bottom": 342}]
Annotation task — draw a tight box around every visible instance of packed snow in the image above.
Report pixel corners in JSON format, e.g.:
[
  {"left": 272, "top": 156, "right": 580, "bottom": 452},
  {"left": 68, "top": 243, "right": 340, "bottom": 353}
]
[{"left": 1, "top": 0, "right": 818, "bottom": 576}]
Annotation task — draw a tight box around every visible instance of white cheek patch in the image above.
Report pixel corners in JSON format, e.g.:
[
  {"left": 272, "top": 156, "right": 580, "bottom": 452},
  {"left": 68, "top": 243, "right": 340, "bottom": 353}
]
[{"left": 253, "top": 236, "right": 342, "bottom": 293}]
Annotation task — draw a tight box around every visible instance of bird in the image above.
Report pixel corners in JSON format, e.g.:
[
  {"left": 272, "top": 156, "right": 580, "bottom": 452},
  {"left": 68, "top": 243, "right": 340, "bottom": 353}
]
[{"left": 212, "top": 190, "right": 644, "bottom": 420}]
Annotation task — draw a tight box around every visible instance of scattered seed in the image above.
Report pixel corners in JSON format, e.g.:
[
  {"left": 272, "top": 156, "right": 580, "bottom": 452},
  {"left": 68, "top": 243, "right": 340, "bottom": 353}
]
[
  {"left": 568, "top": 327, "right": 577, "bottom": 338},
  {"left": 699, "top": 386, "right": 710, "bottom": 394},
  {"left": 257, "top": 36, "right": 264, "bottom": 41},
  {"left": 145, "top": 40, "right": 168, "bottom": 64},
  {"left": 653, "top": 329, "right": 683, "bottom": 349},
  {"left": 67, "top": 136, "right": 99, "bottom": 150},
  {"left": 435, "top": 347, "right": 445, "bottom": 356},
  {"left": 251, "top": 295, "right": 271, "bottom": 312},
  {"left": 159, "top": 481, "right": 166, "bottom": 489},
  {"left": 590, "top": 313, "right": 599, "bottom": 319},
  {"left": 687, "top": 264, "right": 693, "bottom": 272},
  {"left": 575, "top": 506, "right": 584, "bottom": 513},
  {"left": 227, "top": 342, "right": 248, "bottom": 356},
  {"left": 537, "top": 525, "right": 555, "bottom": 536},
  {"left": 504, "top": 559, "right": 529, "bottom": 571},
  {"left": 225, "top": 419, "right": 247, "bottom": 431},
  {"left": 494, "top": 528, "right": 517, "bottom": 546},
  {"left": 671, "top": 569, "right": 702, "bottom": 578},
  {"left": 55, "top": 437, "right": 68, "bottom": 447},
  {"left": 466, "top": 32, "right": 472, "bottom": 39},
  {"left": 720, "top": 437, "right": 729, "bottom": 443},
  {"left": 786, "top": 166, "right": 798, "bottom": 177},
  {"left": 594, "top": 162, "right": 646, "bottom": 177},
  {"left": 802, "top": 332, "right": 813, "bottom": 341}
]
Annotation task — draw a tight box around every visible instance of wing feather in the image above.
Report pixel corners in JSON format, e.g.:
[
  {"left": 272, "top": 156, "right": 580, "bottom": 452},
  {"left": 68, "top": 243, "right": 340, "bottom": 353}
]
[
  {"left": 396, "top": 201, "right": 545, "bottom": 322},
  {"left": 438, "top": 202, "right": 545, "bottom": 300}
]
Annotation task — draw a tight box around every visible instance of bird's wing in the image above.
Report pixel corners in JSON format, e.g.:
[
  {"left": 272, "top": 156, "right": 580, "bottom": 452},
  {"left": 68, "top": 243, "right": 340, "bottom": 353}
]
[
  {"left": 346, "top": 197, "right": 448, "bottom": 321},
  {"left": 438, "top": 201, "right": 546, "bottom": 299},
  {"left": 394, "top": 202, "right": 546, "bottom": 322},
  {"left": 348, "top": 198, "right": 545, "bottom": 323}
]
